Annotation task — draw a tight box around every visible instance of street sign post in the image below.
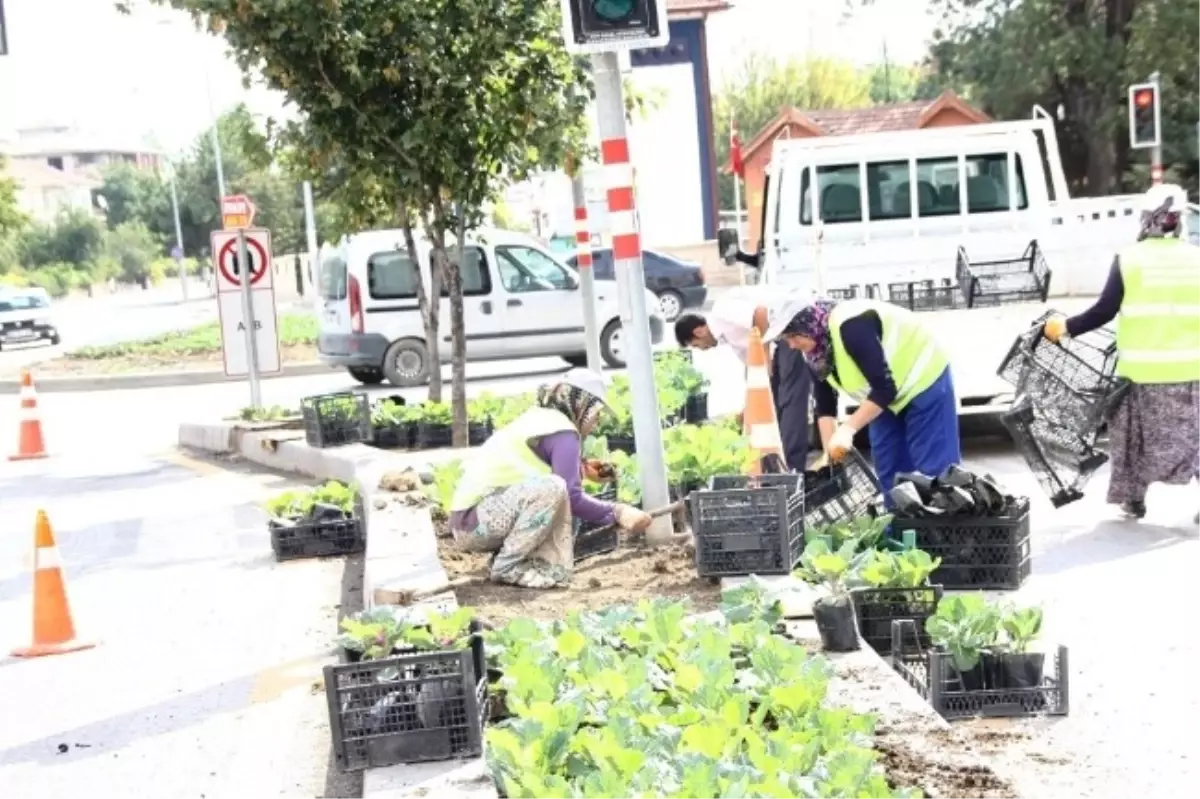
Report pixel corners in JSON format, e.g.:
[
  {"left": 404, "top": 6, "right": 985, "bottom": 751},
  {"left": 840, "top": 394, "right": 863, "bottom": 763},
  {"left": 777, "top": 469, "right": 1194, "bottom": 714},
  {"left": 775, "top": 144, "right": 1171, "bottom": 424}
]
[
  {"left": 221, "top": 194, "right": 256, "bottom": 230},
  {"left": 561, "top": 4, "right": 671, "bottom": 543},
  {"left": 211, "top": 227, "right": 279, "bottom": 407}
]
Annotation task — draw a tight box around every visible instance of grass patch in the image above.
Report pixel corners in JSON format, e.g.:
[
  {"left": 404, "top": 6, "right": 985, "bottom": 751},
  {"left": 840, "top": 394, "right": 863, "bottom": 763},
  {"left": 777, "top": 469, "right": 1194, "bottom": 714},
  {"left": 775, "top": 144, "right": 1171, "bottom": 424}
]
[{"left": 70, "top": 313, "right": 319, "bottom": 359}]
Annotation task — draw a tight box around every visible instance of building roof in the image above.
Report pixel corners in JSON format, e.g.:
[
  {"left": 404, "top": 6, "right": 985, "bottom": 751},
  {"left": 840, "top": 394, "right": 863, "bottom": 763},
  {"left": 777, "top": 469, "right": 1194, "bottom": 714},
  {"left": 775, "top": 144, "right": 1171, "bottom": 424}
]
[
  {"left": 5, "top": 157, "right": 101, "bottom": 190},
  {"left": 0, "top": 125, "right": 161, "bottom": 159},
  {"left": 735, "top": 90, "right": 990, "bottom": 170}
]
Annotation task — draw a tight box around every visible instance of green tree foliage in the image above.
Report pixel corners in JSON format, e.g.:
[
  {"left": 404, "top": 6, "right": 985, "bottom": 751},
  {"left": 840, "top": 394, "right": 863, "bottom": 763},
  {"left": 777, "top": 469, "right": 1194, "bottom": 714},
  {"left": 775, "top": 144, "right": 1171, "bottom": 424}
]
[
  {"left": 713, "top": 55, "right": 874, "bottom": 211},
  {"left": 0, "top": 156, "right": 26, "bottom": 240},
  {"left": 104, "top": 220, "right": 162, "bottom": 284},
  {"left": 158, "top": 0, "right": 591, "bottom": 444},
  {"left": 865, "top": 62, "right": 944, "bottom": 105}
]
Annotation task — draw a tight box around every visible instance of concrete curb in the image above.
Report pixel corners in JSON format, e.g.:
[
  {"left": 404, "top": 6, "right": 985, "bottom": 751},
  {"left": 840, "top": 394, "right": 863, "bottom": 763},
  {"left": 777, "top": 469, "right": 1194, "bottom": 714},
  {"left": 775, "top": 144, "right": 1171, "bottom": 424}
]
[
  {"left": 0, "top": 361, "right": 334, "bottom": 394},
  {"left": 178, "top": 420, "right": 496, "bottom": 799}
]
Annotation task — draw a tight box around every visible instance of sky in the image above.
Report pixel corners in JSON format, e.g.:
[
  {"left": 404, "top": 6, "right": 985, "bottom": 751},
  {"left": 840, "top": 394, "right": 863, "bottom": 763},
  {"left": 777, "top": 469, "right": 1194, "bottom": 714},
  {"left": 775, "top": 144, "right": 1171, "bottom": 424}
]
[{"left": 0, "top": 0, "right": 938, "bottom": 155}]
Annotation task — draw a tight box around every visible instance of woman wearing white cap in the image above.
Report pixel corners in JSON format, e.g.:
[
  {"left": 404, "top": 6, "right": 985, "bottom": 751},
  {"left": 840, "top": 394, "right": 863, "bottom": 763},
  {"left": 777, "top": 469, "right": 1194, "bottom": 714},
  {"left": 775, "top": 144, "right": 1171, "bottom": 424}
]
[
  {"left": 764, "top": 297, "right": 960, "bottom": 501},
  {"left": 447, "top": 368, "right": 653, "bottom": 588}
]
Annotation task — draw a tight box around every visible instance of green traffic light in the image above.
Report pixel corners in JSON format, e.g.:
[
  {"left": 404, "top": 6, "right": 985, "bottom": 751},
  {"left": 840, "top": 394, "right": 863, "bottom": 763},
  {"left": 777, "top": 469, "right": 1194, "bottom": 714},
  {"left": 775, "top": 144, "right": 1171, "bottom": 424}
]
[{"left": 592, "top": 0, "right": 637, "bottom": 23}]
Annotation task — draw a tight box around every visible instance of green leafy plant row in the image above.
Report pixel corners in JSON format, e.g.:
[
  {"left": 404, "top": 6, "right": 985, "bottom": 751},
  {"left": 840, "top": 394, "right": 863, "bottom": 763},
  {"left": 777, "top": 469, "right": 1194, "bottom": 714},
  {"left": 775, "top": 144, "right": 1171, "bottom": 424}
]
[
  {"left": 264, "top": 480, "right": 359, "bottom": 519},
  {"left": 926, "top": 595, "right": 1044, "bottom": 673},
  {"left": 484, "top": 591, "right": 919, "bottom": 798},
  {"left": 372, "top": 394, "right": 525, "bottom": 428},
  {"left": 337, "top": 606, "right": 474, "bottom": 660}
]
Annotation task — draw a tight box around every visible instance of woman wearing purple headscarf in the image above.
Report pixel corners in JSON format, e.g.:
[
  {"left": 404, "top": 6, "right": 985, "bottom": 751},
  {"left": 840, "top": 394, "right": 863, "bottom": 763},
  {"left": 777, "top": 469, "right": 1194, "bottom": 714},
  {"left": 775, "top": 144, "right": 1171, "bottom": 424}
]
[{"left": 764, "top": 296, "right": 961, "bottom": 501}]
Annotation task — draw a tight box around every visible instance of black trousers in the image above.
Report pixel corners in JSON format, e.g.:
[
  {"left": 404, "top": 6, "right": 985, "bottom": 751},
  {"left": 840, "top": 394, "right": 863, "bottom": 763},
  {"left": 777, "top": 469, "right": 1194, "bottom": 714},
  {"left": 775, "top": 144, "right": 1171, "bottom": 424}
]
[{"left": 768, "top": 343, "right": 813, "bottom": 471}]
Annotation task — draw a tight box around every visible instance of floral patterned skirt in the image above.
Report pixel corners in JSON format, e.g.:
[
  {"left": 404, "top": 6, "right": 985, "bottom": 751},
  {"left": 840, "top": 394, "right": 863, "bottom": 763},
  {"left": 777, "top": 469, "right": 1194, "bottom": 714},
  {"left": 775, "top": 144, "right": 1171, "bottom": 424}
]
[
  {"left": 1106, "top": 381, "right": 1200, "bottom": 504},
  {"left": 452, "top": 475, "right": 573, "bottom": 588}
]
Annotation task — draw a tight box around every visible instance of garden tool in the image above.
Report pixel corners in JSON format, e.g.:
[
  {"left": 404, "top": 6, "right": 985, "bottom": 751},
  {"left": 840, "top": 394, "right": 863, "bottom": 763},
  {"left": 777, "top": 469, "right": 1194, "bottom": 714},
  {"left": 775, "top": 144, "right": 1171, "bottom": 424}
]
[{"left": 575, "top": 500, "right": 684, "bottom": 564}]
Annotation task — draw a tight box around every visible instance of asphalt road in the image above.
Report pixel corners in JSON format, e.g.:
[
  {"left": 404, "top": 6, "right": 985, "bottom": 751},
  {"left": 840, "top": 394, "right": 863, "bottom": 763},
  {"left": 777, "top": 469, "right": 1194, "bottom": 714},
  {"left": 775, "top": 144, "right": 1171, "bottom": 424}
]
[{"left": 0, "top": 346, "right": 1196, "bottom": 796}]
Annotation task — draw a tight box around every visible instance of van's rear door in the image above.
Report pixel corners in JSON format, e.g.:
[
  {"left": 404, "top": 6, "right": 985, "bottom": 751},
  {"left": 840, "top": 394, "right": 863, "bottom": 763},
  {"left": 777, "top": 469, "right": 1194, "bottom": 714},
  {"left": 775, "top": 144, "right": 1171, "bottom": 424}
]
[{"left": 317, "top": 247, "right": 352, "bottom": 352}]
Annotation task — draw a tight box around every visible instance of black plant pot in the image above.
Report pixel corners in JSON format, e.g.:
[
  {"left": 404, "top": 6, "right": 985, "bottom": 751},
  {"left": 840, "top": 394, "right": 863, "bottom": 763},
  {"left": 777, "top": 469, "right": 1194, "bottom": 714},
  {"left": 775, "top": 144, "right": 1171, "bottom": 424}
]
[
  {"left": 995, "top": 652, "right": 1045, "bottom": 689},
  {"left": 948, "top": 661, "right": 986, "bottom": 692},
  {"left": 467, "top": 420, "right": 493, "bottom": 446},
  {"left": 813, "top": 598, "right": 859, "bottom": 652},
  {"left": 415, "top": 422, "right": 453, "bottom": 450},
  {"left": 607, "top": 434, "right": 636, "bottom": 455},
  {"left": 683, "top": 393, "right": 709, "bottom": 424}
]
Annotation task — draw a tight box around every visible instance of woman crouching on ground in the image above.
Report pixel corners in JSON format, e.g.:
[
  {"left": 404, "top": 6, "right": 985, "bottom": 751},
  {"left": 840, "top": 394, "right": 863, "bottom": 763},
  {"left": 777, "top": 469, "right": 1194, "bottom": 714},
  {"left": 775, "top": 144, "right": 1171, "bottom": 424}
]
[{"left": 447, "top": 368, "right": 653, "bottom": 588}]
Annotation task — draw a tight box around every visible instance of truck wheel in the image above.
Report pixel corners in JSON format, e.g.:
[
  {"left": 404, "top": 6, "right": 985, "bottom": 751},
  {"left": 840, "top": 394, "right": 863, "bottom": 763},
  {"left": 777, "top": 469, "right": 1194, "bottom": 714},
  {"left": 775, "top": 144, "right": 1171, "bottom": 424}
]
[
  {"left": 348, "top": 366, "right": 385, "bottom": 385},
  {"left": 600, "top": 320, "right": 626, "bottom": 369},
  {"left": 382, "top": 339, "right": 430, "bottom": 387}
]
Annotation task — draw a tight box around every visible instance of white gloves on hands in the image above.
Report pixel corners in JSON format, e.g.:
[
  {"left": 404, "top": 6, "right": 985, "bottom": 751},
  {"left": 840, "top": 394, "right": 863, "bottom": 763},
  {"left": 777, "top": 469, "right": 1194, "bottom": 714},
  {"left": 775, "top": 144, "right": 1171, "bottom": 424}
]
[{"left": 828, "top": 423, "right": 858, "bottom": 463}]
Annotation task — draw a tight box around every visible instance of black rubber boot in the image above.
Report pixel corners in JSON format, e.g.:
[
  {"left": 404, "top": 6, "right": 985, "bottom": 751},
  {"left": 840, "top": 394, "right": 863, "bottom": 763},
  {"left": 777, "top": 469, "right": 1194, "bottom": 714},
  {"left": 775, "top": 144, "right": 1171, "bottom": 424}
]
[{"left": 1121, "top": 500, "right": 1147, "bottom": 519}]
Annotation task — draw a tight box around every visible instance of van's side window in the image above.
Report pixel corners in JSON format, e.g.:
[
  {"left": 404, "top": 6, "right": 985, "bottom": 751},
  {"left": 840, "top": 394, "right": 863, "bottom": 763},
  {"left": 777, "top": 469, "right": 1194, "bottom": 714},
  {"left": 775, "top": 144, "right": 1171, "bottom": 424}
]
[
  {"left": 965, "top": 153, "right": 1028, "bottom": 213},
  {"left": 367, "top": 251, "right": 419, "bottom": 299},
  {"left": 320, "top": 253, "right": 348, "bottom": 300},
  {"left": 496, "top": 246, "right": 573, "bottom": 292},
  {"left": 914, "top": 157, "right": 961, "bottom": 217},
  {"left": 801, "top": 164, "right": 861, "bottom": 225},
  {"left": 438, "top": 248, "right": 493, "bottom": 296},
  {"left": 866, "top": 161, "right": 912, "bottom": 220}
]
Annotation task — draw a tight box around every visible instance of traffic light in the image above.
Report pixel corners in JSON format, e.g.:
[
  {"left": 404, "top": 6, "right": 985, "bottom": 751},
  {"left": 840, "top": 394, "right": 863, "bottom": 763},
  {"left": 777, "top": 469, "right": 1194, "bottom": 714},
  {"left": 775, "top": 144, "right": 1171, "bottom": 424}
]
[
  {"left": 1128, "top": 82, "right": 1161, "bottom": 149},
  {"left": 561, "top": 0, "right": 670, "bottom": 55}
]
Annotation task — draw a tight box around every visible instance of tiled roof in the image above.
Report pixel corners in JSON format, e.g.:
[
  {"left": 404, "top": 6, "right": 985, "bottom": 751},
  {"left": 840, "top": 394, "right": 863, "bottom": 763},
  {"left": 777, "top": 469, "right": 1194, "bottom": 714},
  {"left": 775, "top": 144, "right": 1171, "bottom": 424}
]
[{"left": 805, "top": 101, "right": 933, "bottom": 136}]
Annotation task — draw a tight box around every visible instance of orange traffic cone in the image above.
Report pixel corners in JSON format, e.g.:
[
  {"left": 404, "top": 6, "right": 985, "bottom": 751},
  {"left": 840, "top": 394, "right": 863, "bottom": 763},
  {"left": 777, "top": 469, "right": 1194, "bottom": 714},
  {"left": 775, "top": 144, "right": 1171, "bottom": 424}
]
[
  {"left": 743, "top": 328, "right": 785, "bottom": 474},
  {"left": 9, "top": 370, "right": 48, "bottom": 461},
  {"left": 11, "top": 510, "right": 96, "bottom": 658}
]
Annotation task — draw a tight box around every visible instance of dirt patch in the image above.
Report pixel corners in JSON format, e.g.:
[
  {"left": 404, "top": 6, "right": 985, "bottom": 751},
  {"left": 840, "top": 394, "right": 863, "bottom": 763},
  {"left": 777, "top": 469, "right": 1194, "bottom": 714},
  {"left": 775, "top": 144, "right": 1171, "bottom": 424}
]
[
  {"left": 21, "top": 343, "right": 319, "bottom": 377},
  {"left": 435, "top": 518, "right": 720, "bottom": 624},
  {"left": 877, "top": 738, "right": 1017, "bottom": 799}
]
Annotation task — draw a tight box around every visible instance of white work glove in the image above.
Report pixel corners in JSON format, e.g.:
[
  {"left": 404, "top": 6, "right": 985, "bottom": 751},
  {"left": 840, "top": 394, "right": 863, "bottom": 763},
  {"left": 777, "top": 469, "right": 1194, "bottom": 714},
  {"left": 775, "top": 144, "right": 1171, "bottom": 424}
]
[
  {"left": 828, "top": 423, "right": 858, "bottom": 463},
  {"left": 614, "top": 504, "right": 653, "bottom": 533}
]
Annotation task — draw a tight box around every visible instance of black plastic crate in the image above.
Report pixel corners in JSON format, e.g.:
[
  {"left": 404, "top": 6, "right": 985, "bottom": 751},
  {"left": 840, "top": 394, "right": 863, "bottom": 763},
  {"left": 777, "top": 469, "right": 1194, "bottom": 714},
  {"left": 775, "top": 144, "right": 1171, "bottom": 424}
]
[
  {"left": 890, "top": 620, "right": 1069, "bottom": 721},
  {"left": 574, "top": 486, "right": 619, "bottom": 561},
  {"left": 683, "top": 393, "right": 709, "bottom": 423},
  {"left": 467, "top": 420, "right": 493, "bottom": 446},
  {"left": 851, "top": 585, "right": 943, "bottom": 655},
  {"left": 691, "top": 473, "right": 804, "bottom": 577},
  {"left": 269, "top": 495, "right": 365, "bottom": 561},
  {"left": 802, "top": 451, "right": 887, "bottom": 529},
  {"left": 956, "top": 240, "right": 1052, "bottom": 309},
  {"left": 302, "top": 392, "right": 371, "bottom": 448},
  {"left": 888, "top": 280, "right": 959, "bottom": 312},
  {"left": 324, "top": 630, "right": 487, "bottom": 771},
  {"left": 415, "top": 422, "right": 452, "bottom": 450},
  {"left": 895, "top": 497, "right": 1031, "bottom": 590},
  {"left": 998, "top": 320, "right": 1128, "bottom": 440},
  {"left": 372, "top": 423, "right": 415, "bottom": 450},
  {"left": 1002, "top": 398, "right": 1109, "bottom": 508},
  {"left": 828, "top": 285, "right": 859, "bottom": 300}
]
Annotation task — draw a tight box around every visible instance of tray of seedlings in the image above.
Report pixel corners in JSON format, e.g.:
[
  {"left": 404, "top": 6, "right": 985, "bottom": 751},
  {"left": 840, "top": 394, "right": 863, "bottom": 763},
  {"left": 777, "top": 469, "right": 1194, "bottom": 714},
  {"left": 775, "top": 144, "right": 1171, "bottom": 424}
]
[
  {"left": 302, "top": 392, "right": 371, "bottom": 448},
  {"left": 265, "top": 480, "right": 364, "bottom": 561}
]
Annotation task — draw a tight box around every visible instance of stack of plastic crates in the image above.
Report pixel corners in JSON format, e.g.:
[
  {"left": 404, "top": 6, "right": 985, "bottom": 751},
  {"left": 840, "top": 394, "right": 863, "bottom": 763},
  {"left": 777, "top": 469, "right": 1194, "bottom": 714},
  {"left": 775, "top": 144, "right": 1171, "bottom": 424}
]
[
  {"left": 997, "top": 311, "right": 1129, "bottom": 507},
  {"left": 956, "top": 240, "right": 1052, "bottom": 309},
  {"left": 802, "top": 451, "right": 887, "bottom": 529},
  {"left": 691, "top": 474, "right": 805, "bottom": 577}
]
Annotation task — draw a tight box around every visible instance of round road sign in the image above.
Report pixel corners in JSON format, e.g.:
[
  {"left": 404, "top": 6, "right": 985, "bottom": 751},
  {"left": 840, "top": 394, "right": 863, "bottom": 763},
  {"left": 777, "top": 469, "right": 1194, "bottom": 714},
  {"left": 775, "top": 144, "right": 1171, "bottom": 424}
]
[{"left": 217, "top": 236, "right": 269, "bottom": 288}]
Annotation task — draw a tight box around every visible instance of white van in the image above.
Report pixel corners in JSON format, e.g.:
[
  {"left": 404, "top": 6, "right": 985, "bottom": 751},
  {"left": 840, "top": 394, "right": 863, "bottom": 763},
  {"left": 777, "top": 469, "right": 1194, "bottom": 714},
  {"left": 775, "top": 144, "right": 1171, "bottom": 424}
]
[
  {"left": 317, "top": 227, "right": 667, "bottom": 386},
  {"left": 724, "top": 112, "right": 1196, "bottom": 409},
  {"left": 0, "top": 287, "right": 59, "bottom": 350}
]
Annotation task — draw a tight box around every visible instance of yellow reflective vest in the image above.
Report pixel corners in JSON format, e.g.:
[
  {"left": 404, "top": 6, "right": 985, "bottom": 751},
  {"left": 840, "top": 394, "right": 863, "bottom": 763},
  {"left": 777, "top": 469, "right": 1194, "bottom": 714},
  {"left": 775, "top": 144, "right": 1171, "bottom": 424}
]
[{"left": 1115, "top": 238, "right": 1200, "bottom": 384}]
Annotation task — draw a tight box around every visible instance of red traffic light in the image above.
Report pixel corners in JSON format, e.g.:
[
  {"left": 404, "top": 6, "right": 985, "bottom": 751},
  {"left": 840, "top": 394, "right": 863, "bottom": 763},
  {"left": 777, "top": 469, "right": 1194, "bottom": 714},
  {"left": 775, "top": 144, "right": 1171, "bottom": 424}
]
[{"left": 1134, "top": 89, "right": 1154, "bottom": 109}]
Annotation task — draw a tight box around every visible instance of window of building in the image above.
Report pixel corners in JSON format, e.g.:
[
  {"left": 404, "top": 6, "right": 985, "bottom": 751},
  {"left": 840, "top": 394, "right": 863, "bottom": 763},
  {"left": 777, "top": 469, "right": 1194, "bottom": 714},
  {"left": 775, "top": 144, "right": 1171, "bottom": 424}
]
[
  {"left": 914, "top": 157, "right": 961, "bottom": 218},
  {"left": 801, "top": 164, "right": 862, "bottom": 225},
  {"left": 867, "top": 160, "right": 913, "bottom": 220},
  {"left": 46, "top": 156, "right": 64, "bottom": 171}
]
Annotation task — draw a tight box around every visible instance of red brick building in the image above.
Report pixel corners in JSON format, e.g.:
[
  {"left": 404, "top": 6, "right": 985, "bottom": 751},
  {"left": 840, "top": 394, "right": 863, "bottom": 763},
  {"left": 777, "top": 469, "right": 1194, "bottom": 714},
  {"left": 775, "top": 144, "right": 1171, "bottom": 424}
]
[{"left": 735, "top": 91, "right": 989, "bottom": 248}]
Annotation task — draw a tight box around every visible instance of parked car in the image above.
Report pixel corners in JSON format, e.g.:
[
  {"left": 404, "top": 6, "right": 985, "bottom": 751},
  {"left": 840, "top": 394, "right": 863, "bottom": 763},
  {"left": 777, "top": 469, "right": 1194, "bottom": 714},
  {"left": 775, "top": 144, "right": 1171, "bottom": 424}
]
[
  {"left": 565, "top": 247, "right": 707, "bottom": 322},
  {"left": 0, "top": 288, "right": 59, "bottom": 350},
  {"left": 316, "top": 228, "right": 668, "bottom": 387}
]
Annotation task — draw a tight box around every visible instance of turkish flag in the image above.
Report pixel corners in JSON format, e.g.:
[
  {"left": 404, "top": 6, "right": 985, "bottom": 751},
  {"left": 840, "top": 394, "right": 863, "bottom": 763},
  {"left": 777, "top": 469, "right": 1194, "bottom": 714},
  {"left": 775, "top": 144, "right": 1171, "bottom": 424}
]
[{"left": 730, "top": 124, "right": 745, "bottom": 178}]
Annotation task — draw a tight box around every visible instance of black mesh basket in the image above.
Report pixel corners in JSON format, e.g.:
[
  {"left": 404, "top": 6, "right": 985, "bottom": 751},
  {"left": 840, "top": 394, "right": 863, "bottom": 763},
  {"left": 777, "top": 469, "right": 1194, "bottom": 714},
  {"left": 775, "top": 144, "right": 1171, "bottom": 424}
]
[
  {"left": 324, "top": 628, "right": 487, "bottom": 771},
  {"left": 890, "top": 620, "right": 1069, "bottom": 721},
  {"left": 269, "top": 507, "right": 365, "bottom": 562},
  {"left": 888, "top": 280, "right": 959, "bottom": 312},
  {"left": 1002, "top": 398, "right": 1109, "bottom": 508},
  {"left": 956, "top": 240, "right": 1052, "bottom": 309},
  {"left": 691, "top": 474, "right": 805, "bottom": 577},
  {"left": 894, "top": 497, "right": 1032, "bottom": 590},
  {"left": 302, "top": 392, "right": 371, "bottom": 448},
  {"left": 575, "top": 485, "right": 619, "bottom": 562},
  {"left": 802, "top": 451, "right": 887, "bottom": 530},
  {"left": 998, "top": 318, "right": 1128, "bottom": 440},
  {"left": 851, "top": 585, "right": 943, "bottom": 655},
  {"left": 828, "top": 285, "right": 860, "bottom": 300}
]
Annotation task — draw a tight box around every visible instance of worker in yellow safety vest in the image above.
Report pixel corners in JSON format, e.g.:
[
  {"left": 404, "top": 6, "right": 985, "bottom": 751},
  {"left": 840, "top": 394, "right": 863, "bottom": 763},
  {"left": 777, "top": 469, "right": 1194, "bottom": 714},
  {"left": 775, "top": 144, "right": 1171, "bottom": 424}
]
[
  {"left": 1043, "top": 184, "right": 1199, "bottom": 522},
  {"left": 763, "top": 296, "right": 960, "bottom": 503}
]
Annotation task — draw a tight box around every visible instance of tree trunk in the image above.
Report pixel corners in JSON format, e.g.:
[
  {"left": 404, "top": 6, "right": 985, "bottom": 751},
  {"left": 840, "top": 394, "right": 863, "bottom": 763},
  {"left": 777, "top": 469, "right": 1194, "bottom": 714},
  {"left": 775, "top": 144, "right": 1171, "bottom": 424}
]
[
  {"left": 448, "top": 214, "right": 469, "bottom": 449},
  {"left": 412, "top": 209, "right": 444, "bottom": 402}
]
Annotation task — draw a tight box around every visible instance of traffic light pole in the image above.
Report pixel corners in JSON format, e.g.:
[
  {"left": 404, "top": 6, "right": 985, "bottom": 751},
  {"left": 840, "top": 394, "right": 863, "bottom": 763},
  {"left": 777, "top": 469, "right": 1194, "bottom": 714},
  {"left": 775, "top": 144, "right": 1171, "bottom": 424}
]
[
  {"left": 570, "top": 171, "right": 604, "bottom": 374},
  {"left": 1149, "top": 72, "right": 1163, "bottom": 186},
  {"left": 591, "top": 51, "right": 671, "bottom": 544}
]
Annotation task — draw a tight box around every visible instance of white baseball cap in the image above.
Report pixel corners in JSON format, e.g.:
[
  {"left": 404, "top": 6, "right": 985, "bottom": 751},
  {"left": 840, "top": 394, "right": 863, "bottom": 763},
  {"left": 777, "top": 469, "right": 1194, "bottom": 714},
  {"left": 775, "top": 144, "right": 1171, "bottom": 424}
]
[
  {"left": 762, "top": 296, "right": 813, "bottom": 344},
  {"left": 559, "top": 368, "right": 612, "bottom": 411},
  {"left": 1141, "top": 183, "right": 1187, "bottom": 214}
]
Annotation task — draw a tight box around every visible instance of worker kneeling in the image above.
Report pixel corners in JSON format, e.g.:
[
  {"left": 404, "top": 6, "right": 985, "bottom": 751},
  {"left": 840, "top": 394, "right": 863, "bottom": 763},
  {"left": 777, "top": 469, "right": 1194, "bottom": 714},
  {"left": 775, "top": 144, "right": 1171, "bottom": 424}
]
[
  {"left": 764, "top": 297, "right": 961, "bottom": 500},
  {"left": 447, "top": 369, "right": 653, "bottom": 589}
]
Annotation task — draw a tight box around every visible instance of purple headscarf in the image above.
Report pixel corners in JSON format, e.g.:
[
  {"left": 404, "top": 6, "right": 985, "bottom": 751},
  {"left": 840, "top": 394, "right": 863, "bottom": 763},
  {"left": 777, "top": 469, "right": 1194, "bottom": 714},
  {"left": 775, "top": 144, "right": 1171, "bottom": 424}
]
[{"left": 777, "top": 297, "right": 839, "bottom": 380}]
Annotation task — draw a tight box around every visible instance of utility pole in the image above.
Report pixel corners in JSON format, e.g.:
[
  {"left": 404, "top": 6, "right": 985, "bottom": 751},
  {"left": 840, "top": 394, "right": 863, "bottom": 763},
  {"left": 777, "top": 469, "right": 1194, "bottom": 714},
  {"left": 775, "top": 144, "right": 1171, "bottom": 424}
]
[
  {"left": 1149, "top": 72, "right": 1163, "bottom": 186},
  {"left": 168, "top": 164, "right": 188, "bottom": 300},
  {"left": 570, "top": 167, "right": 604, "bottom": 373},
  {"left": 592, "top": 51, "right": 670, "bottom": 543},
  {"left": 302, "top": 181, "right": 318, "bottom": 296}
]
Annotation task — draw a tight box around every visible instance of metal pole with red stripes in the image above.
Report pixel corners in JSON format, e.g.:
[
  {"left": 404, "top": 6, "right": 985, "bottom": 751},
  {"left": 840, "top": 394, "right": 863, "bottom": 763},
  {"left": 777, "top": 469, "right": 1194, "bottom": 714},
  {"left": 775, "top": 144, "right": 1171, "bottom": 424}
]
[
  {"left": 570, "top": 167, "right": 604, "bottom": 373},
  {"left": 591, "top": 51, "right": 671, "bottom": 544}
]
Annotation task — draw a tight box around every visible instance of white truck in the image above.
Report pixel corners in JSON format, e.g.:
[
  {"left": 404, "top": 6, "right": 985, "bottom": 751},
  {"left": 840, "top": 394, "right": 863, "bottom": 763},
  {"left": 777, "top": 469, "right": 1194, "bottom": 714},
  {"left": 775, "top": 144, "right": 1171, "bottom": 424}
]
[{"left": 719, "top": 108, "right": 1199, "bottom": 412}]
